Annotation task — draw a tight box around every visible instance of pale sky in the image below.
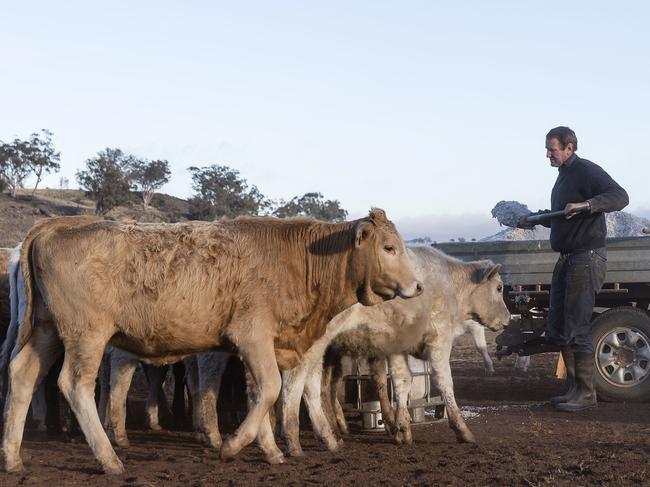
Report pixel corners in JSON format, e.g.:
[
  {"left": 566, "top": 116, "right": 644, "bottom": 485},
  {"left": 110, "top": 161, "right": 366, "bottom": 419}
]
[{"left": 2, "top": 1, "right": 649, "bottom": 240}]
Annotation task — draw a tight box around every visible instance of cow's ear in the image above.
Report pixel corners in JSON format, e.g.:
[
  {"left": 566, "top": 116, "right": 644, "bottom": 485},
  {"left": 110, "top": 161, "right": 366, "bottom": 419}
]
[
  {"left": 479, "top": 263, "right": 501, "bottom": 283},
  {"left": 369, "top": 208, "right": 387, "bottom": 224},
  {"left": 355, "top": 221, "right": 374, "bottom": 248}
]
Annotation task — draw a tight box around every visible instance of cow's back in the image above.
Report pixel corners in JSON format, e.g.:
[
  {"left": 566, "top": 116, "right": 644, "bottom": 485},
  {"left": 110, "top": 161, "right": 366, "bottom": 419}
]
[{"left": 28, "top": 217, "right": 362, "bottom": 360}]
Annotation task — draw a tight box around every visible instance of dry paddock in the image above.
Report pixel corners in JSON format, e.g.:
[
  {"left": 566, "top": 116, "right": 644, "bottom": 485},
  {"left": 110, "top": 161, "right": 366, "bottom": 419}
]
[{"left": 2, "top": 332, "right": 650, "bottom": 487}]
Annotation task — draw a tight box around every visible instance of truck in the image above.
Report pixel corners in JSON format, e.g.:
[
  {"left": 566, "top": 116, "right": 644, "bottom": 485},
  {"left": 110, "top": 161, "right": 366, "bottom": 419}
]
[{"left": 433, "top": 236, "right": 650, "bottom": 402}]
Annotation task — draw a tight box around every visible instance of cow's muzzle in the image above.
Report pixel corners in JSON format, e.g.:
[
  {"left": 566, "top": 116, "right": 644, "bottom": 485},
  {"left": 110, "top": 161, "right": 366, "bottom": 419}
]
[{"left": 397, "top": 281, "right": 424, "bottom": 299}]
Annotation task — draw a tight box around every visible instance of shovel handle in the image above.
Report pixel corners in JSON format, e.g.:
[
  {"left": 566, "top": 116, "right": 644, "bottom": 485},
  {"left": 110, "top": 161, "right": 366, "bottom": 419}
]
[{"left": 525, "top": 210, "right": 567, "bottom": 224}]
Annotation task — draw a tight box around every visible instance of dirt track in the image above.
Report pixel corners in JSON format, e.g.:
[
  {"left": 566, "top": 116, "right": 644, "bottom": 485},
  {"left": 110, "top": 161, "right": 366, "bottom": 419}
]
[{"left": 3, "top": 332, "right": 650, "bottom": 487}]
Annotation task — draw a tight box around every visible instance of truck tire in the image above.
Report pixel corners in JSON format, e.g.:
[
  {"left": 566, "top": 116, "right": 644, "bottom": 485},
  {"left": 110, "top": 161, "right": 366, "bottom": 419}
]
[{"left": 591, "top": 306, "right": 650, "bottom": 402}]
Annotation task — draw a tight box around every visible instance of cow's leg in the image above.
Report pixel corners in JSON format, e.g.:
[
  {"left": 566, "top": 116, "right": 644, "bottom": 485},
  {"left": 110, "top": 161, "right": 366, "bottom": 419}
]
[
  {"left": 58, "top": 334, "right": 124, "bottom": 474},
  {"left": 303, "top": 359, "right": 342, "bottom": 452},
  {"left": 468, "top": 323, "right": 494, "bottom": 375},
  {"left": 30, "top": 382, "right": 48, "bottom": 432},
  {"left": 183, "top": 356, "right": 201, "bottom": 433},
  {"left": 97, "top": 351, "right": 111, "bottom": 428},
  {"left": 243, "top": 366, "right": 283, "bottom": 464},
  {"left": 423, "top": 334, "right": 475, "bottom": 444},
  {"left": 2, "top": 323, "right": 62, "bottom": 473},
  {"left": 514, "top": 355, "right": 531, "bottom": 372},
  {"left": 171, "top": 362, "right": 186, "bottom": 423},
  {"left": 220, "top": 333, "right": 283, "bottom": 464},
  {"left": 387, "top": 353, "right": 413, "bottom": 445},
  {"left": 280, "top": 366, "right": 307, "bottom": 457},
  {"left": 322, "top": 355, "right": 349, "bottom": 436},
  {"left": 144, "top": 364, "right": 169, "bottom": 431},
  {"left": 108, "top": 355, "right": 137, "bottom": 448},
  {"left": 197, "top": 352, "right": 228, "bottom": 448},
  {"left": 368, "top": 356, "right": 397, "bottom": 436},
  {"left": 319, "top": 360, "right": 338, "bottom": 435}
]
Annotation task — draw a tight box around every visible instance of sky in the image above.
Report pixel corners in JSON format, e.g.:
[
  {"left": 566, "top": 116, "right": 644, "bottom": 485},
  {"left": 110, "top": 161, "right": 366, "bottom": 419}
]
[{"left": 1, "top": 1, "right": 649, "bottom": 241}]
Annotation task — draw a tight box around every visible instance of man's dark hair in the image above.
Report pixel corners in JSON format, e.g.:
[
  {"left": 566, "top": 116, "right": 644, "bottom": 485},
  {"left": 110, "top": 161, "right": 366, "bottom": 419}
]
[{"left": 546, "top": 126, "right": 578, "bottom": 151}]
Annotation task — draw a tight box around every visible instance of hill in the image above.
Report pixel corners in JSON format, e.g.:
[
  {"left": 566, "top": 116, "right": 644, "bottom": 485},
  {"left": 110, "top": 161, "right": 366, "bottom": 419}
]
[{"left": 0, "top": 189, "right": 191, "bottom": 248}]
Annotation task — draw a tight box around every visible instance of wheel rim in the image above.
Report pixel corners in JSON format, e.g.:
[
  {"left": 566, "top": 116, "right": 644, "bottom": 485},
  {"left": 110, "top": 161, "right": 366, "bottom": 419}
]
[{"left": 596, "top": 326, "right": 650, "bottom": 387}]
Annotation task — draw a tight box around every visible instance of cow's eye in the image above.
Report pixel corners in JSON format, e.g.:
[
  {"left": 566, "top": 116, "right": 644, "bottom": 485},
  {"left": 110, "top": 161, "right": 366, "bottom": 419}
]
[
  {"left": 497, "top": 285, "right": 503, "bottom": 293},
  {"left": 384, "top": 245, "right": 396, "bottom": 255}
]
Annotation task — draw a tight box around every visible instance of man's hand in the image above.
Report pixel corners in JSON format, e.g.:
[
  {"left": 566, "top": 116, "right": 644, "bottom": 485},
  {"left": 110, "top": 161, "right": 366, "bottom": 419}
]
[
  {"left": 517, "top": 214, "right": 535, "bottom": 229},
  {"left": 564, "top": 201, "right": 591, "bottom": 219}
]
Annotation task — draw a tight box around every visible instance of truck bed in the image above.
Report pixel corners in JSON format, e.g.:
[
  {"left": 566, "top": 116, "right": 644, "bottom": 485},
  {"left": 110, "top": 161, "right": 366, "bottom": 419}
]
[{"left": 432, "top": 236, "right": 650, "bottom": 287}]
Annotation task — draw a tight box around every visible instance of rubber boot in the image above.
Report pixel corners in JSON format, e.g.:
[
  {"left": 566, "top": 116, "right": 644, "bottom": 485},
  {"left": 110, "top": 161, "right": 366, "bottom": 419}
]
[
  {"left": 555, "top": 352, "right": 597, "bottom": 412},
  {"left": 550, "top": 348, "right": 576, "bottom": 405}
]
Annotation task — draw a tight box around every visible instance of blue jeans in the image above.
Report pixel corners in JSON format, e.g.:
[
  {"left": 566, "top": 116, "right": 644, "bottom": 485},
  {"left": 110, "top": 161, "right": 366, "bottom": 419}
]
[{"left": 546, "top": 249, "right": 607, "bottom": 353}]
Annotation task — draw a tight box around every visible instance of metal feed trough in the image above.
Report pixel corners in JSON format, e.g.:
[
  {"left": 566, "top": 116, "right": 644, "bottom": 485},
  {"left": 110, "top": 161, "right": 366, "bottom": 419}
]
[{"left": 341, "top": 355, "right": 446, "bottom": 431}]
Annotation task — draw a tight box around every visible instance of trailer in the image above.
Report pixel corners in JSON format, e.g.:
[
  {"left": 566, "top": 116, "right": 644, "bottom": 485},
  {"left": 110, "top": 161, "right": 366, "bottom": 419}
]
[{"left": 433, "top": 236, "right": 650, "bottom": 402}]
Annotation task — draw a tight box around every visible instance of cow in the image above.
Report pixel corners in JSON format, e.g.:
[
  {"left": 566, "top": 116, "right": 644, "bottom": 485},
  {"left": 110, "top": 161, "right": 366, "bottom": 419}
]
[
  {"left": 0, "top": 245, "right": 21, "bottom": 409},
  {"left": 273, "top": 245, "right": 510, "bottom": 456},
  {"left": 2, "top": 209, "right": 422, "bottom": 474},
  {"left": 195, "top": 246, "right": 508, "bottom": 455},
  {"left": 98, "top": 347, "right": 201, "bottom": 447}
]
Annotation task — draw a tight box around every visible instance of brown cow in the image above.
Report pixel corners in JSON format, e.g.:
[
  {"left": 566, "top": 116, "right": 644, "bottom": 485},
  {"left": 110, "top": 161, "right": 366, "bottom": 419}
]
[{"left": 2, "top": 210, "right": 421, "bottom": 474}]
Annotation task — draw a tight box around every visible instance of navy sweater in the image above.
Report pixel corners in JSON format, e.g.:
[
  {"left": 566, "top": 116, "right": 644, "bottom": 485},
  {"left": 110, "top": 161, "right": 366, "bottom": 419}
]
[{"left": 540, "top": 155, "right": 629, "bottom": 253}]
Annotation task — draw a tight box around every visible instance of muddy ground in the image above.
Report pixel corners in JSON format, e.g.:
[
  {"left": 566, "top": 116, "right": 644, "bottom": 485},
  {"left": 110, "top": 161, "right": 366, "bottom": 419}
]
[{"left": 2, "top": 332, "right": 649, "bottom": 486}]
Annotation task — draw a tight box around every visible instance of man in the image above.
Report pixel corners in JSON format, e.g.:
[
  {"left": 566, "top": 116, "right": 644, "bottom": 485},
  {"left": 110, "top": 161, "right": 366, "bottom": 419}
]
[{"left": 519, "top": 126, "right": 629, "bottom": 412}]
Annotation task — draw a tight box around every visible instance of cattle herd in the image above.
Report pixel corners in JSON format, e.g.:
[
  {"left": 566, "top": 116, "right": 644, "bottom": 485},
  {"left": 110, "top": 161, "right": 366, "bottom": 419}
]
[{"left": 0, "top": 210, "right": 511, "bottom": 476}]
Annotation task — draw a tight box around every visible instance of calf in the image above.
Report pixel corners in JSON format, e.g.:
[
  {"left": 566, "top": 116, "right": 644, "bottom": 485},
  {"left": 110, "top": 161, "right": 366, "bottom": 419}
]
[
  {"left": 197, "top": 247, "right": 508, "bottom": 455},
  {"left": 277, "top": 245, "right": 510, "bottom": 455}
]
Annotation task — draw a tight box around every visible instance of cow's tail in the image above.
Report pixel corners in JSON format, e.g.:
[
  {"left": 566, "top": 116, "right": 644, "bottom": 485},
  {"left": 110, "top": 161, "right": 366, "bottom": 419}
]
[
  {"left": 0, "top": 243, "right": 23, "bottom": 381},
  {"left": 14, "top": 235, "right": 36, "bottom": 358},
  {"left": 12, "top": 215, "right": 100, "bottom": 357}
]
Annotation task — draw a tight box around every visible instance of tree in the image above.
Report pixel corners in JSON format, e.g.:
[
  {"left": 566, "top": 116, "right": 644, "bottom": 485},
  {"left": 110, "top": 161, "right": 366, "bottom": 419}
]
[
  {"left": 187, "top": 164, "right": 269, "bottom": 220},
  {"left": 26, "top": 129, "right": 61, "bottom": 194},
  {"left": 273, "top": 192, "right": 348, "bottom": 222},
  {"left": 0, "top": 129, "right": 61, "bottom": 197},
  {"left": 130, "top": 159, "right": 171, "bottom": 210},
  {"left": 76, "top": 148, "right": 134, "bottom": 215},
  {"left": 0, "top": 139, "right": 31, "bottom": 198}
]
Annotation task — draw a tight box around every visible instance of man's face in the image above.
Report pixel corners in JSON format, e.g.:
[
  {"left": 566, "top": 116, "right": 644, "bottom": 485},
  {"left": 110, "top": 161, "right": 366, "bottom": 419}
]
[{"left": 546, "top": 137, "right": 574, "bottom": 167}]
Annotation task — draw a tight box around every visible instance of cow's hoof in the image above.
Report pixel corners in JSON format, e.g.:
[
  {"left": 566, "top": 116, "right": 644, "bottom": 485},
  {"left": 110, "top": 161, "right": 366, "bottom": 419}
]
[
  {"left": 206, "top": 434, "right": 223, "bottom": 450},
  {"left": 395, "top": 428, "right": 413, "bottom": 446},
  {"left": 485, "top": 368, "right": 495, "bottom": 376},
  {"left": 149, "top": 424, "right": 162, "bottom": 432},
  {"left": 321, "top": 436, "right": 341, "bottom": 452},
  {"left": 219, "top": 440, "right": 237, "bottom": 462},
  {"left": 265, "top": 452, "right": 285, "bottom": 465},
  {"left": 286, "top": 444, "right": 304, "bottom": 457},
  {"left": 457, "top": 430, "right": 476, "bottom": 444},
  {"left": 102, "top": 460, "right": 125, "bottom": 475},
  {"left": 4, "top": 458, "right": 25, "bottom": 473},
  {"left": 117, "top": 439, "right": 130, "bottom": 448}
]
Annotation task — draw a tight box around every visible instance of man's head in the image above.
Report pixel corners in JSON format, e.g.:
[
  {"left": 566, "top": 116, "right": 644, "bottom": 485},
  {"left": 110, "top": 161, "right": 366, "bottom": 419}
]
[{"left": 545, "top": 126, "right": 578, "bottom": 167}]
